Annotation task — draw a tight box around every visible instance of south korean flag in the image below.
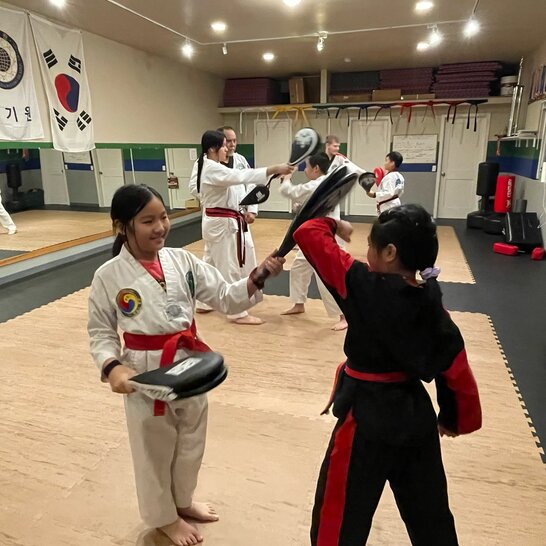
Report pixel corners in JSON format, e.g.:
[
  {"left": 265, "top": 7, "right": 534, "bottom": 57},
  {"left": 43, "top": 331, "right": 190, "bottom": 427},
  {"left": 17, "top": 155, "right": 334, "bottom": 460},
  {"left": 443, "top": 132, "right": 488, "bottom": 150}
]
[{"left": 30, "top": 14, "right": 95, "bottom": 152}]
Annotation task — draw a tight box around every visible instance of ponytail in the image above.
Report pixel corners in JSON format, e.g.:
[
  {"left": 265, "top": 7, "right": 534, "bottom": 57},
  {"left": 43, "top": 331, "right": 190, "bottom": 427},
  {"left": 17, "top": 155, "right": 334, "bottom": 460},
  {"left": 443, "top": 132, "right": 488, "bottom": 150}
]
[
  {"left": 197, "top": 130, "right": 225, "bottom": 193},
  {"left": 112, "top": 233, "right": 125, "bottom": 257},
  {"left": 196, "top": 152, "right": 205, "bottom": 194}
]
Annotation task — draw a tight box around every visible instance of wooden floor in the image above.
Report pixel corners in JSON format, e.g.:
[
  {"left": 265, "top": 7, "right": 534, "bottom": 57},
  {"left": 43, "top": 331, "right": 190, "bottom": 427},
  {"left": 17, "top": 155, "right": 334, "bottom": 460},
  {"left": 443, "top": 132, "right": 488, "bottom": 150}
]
[
  {"left": 0, "top": 210, "right": 112, "bottom": 252},
  {"left": 1, "top": 220, "right": 545, "bottom": 544},
  {"left": 184, "top": 218, "right": 475, "bottom": 284}
]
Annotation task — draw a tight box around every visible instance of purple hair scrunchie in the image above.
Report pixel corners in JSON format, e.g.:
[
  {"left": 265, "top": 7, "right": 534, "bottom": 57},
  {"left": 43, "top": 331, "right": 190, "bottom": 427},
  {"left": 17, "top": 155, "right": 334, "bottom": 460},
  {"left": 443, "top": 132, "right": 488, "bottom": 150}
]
[{"left": 420, "top": 266, "right": 441, "bottom": 281}]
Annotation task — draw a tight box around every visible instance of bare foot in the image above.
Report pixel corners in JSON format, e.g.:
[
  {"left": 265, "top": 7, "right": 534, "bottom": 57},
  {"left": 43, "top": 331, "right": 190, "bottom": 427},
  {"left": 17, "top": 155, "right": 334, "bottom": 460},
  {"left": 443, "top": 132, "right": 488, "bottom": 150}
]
[
  {"left": 331, "top": 317, "right": 348, "bottom": 331},
  {"left": 280, "top": 304, "right": 305, "bottom": 315},
  {"left": 196, "top": 308, "right": 213, "bottom": 314},
  {"left": 231, "top": 315, "right": 264, "bottom": 325},
  {"left": 178, "top": 502, "right": 219, "bottom": 523},
  {"left": 158, "top": 517, "right": 202, "bottom": 545}
]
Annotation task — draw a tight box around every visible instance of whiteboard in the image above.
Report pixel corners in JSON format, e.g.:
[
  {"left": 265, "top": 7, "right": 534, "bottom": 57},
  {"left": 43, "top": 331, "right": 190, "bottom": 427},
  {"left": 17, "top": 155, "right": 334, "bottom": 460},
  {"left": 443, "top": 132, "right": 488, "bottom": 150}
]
[
  {"left": 63, "top": 151, "right": 92, "bottom": 164},
  {"left": 392, "top": 134, "right": 437, "bottom": 164}
]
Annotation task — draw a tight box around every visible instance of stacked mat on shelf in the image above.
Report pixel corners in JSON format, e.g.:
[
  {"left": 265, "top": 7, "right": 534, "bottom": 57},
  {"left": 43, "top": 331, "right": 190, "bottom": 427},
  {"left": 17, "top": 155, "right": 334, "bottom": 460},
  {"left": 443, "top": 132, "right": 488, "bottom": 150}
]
[
  {"left": 223, "top": 78, "right": 282, "bottom": 107},
  {"left": 379, "top": 67, "right": 434, "bottom": 95},
  {"left": 432, "top": 62, "right": 503, "bottom": 98},
  {"left": 330, "top": 71, "right": 380, "bottom": 95}
]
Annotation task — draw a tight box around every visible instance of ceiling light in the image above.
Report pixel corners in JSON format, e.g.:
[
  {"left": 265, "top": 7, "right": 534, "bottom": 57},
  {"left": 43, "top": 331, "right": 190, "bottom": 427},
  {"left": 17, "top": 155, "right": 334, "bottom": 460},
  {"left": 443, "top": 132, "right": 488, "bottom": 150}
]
[
  {"left": 416, "top": 41, "right": 430, "bottom": 51},
  {"left": 344, "top": 57, "right": 352, "bottom": 63},
  {"left": 283, "top": 0, "right": 301, "bottom": 6},
  {"left": 415, "top": 1, "right": 434, "bottom": 12},
  {"left": 316, "top": 32, "right": 327, "bottom": 53},
  {"left": 181, "top": 40, "right": 194, "bottom": 58},
  {"left": 464, "top": 18, "right": 480, "bottom": 37},
  {"left": 211, "top": 21, "right": 227, "bottom": 33},
  {"left": 222, "top": 43, "right": 228, "bottom": 55},
  {"left": 428, "top": 25, "right": 442, "bottom": 45},
  {"left": 262, "top": 52, "right": 275, "bottom": 62},
  {"left": 49, "top": 0, "right": 66, "bottom": 7}
]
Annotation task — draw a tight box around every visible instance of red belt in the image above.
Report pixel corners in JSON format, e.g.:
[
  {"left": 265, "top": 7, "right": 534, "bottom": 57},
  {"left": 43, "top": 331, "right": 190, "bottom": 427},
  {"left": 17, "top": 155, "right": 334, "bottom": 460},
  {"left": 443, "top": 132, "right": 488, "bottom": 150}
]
[
  {"left": 124, "top": 320, "right": 210, "bottom": 416},
  {"left": 205, "top": 207, "right": 247, "bottom": 267},
  {"left": 377, "top": 194, "right": 400, "bottom": 214},
  {"left": 322, "top": 362, "right": 409, "bottom": 415}
]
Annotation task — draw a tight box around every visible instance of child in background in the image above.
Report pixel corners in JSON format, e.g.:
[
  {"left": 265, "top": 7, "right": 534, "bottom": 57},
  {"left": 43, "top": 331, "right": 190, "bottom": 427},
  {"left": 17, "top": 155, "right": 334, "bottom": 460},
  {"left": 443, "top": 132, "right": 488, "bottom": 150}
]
[
  {"left": 279, "top": 152, "right": 348, "bottom": 331},
  {"left": 368, "top": 151, "right": 405, "bottom": 214}
]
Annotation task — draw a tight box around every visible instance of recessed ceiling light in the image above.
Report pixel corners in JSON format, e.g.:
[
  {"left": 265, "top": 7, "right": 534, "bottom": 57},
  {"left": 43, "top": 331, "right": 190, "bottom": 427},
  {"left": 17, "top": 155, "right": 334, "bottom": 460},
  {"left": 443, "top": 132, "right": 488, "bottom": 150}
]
[
  {"left": 415, "top": 1, "right": 433, "bottom": 12},
  {"left": 416, "top": 41, "right": 430, "bottom": 51},
  {"left": 464, "top": 19, "right": 480, "bottom": 37},
  {"left": 344, "top": 57, "right": 352, "bottom": 63},
  {"left": 49, "top": 0, "right": 66, "bottom": 7},
  {"left": 428, "top": 25, "right": 442, "bottom": 45},
  {"left": 262, "top": 52, "right": 275, "bottom": 62},
  {"left": 211, "top": 21, "right": 227, "bottom": 32},
  {"left": 283, "top": 0, "right": 301, "bottom": 6},
  {"left": 182, "top": 40, "right": 194, "bottom": 58}
]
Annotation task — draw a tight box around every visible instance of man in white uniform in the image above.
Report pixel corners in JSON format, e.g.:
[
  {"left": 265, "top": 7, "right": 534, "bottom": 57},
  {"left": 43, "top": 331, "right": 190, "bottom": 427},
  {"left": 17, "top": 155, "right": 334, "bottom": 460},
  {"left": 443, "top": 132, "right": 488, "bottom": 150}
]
[
  {"left": 279, "top": 153, "right": 348, "bottom": 331},
  {"left": 325, "top": 134, "right": 365, "bottom": 175},
  {"left": 0, "top": 188, "right": 17, "bottom": 234}
]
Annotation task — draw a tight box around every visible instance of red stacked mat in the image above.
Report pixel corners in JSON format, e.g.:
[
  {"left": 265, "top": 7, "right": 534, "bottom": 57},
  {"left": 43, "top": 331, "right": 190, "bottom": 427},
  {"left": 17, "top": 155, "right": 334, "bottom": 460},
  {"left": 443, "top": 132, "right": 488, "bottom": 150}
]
[
  {"left": 380, "top": 67, "right": 434, "bottom": 94},
  {"left": 223, "top": 78, "right": 282, "bottom": 107},
  {"left": 432, "top": 62, "right": 503, "bottom": 98}
]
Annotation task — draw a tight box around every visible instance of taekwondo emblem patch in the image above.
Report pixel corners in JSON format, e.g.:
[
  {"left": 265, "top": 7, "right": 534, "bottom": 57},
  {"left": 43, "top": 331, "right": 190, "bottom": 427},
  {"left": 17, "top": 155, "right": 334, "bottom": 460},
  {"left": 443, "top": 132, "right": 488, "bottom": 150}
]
[
  {"left": 116, "top": 288, "right": 142, "bottom": 317},
  {"left": 0, "top": 30, "right": 24, "bottom": 90},
  {"left": 185, "top": 271, "right": 195, "bottom": 298}
]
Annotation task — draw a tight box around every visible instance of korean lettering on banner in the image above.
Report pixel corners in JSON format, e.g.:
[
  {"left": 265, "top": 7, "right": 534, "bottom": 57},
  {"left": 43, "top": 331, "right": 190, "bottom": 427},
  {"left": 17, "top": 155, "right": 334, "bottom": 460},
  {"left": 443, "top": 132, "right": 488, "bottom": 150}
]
[{"left": 0, "top": 7, "right": 44, "bottom": 140}]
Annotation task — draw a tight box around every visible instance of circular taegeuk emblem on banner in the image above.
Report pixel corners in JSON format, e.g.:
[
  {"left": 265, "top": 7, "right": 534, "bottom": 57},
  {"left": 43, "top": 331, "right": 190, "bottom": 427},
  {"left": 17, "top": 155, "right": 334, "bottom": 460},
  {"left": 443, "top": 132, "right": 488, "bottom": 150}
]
[
  {"left": 116, "top": 288, "right": 142, "bottom": 317},
  {"left": 0, "top": 30, "right": 24, "bottom": 90}
]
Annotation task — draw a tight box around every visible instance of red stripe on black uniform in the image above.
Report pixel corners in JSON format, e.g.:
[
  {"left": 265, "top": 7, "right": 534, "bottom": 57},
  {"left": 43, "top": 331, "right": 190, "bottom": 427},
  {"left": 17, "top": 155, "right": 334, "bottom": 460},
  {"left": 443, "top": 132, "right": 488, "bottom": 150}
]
[{"left": 294, "top": 218, "right": 482, "bottom": 546}]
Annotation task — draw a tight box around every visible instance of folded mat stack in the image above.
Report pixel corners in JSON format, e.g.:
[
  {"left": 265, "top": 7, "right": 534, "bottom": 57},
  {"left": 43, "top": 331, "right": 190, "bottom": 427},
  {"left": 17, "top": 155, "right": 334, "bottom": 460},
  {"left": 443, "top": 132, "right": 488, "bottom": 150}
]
[{"left": 432, "top": 62, "right": 503, "bottom": 98}]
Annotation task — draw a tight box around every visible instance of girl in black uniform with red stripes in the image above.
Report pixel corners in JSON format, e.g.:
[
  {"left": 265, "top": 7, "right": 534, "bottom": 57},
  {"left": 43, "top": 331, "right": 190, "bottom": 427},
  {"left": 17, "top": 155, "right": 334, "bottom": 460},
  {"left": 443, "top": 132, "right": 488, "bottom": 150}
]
[{"left": 293, "top": 204, "right": 482, "bottom": 546}]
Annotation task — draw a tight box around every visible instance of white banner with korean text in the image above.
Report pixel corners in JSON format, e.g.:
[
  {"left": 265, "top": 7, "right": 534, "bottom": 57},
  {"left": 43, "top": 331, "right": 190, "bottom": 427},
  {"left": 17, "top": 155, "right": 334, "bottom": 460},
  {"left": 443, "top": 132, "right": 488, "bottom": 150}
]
[{"left": 0, "top": 7, "right": 44, "bottom": 141}]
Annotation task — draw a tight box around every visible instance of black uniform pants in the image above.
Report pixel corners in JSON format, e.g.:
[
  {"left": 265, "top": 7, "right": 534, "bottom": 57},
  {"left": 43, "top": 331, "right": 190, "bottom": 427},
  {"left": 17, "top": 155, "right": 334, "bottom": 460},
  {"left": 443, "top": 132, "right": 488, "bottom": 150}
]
[{"left": 311, "top": 410, "right": 458, "bottom": 546}]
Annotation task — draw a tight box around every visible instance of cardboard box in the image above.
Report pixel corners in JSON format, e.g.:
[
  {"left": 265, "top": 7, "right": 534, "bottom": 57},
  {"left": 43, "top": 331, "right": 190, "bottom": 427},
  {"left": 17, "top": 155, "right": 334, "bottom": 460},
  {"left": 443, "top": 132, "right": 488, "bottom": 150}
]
[
  {"left": 289, "top": 77, "right": 305, "bottom": 104},
  {"left": 328, "top": 92, "right": 372, "bottom": 103},
  {"left": 401, "top": 93, "right": 436, "bottom": 100},
  {"left": 372, "top": 89, "right": 401, "bottom": 101},
  {"left": 185, "top": 198, "right": 200, "bottom": 208}
]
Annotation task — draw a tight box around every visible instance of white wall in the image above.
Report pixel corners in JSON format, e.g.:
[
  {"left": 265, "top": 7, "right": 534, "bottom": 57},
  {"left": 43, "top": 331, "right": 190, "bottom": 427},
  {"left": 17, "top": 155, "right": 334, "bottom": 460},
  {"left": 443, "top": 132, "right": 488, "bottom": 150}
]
[
  {"left": 83, "top": 33, "right": 223, "bottom": 143},
  {"left": 9, "top": 2, "right": 223, "bottom": 145}
]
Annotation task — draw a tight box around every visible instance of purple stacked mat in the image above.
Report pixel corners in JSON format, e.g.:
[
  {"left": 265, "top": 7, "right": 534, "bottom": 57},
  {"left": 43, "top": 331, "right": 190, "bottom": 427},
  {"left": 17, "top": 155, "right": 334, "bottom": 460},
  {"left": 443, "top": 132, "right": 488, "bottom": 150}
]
[
  {"left": 380, "top": 67, "right": 434, "bottom": 94},
  {"left": 433, "top": 62, "right": 502, "bottom": 98}
]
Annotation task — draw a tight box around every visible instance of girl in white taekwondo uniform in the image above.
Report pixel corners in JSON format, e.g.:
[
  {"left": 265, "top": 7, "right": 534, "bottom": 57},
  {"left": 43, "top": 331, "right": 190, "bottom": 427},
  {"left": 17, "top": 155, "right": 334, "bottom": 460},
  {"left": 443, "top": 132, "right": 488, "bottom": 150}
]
[
  {"left": 189, "top": 127, "right": 259, "bottom": 315},
  {"left": 190, "top": 129, "right": 293, "bottom": 325},
  {"left": 279, "top": 152, "right": 348, "bottom": 331},
  {"left": 88, "top": 184, "right": 284, "bottom": 546}
]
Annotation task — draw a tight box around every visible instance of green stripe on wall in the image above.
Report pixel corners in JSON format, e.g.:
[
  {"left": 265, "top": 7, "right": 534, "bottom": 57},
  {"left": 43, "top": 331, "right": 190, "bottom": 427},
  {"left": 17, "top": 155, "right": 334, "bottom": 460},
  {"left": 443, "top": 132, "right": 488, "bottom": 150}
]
[
  {"left": 487, "top": 140, "right": 541, "bottom": 160},
  {"left": 0, "top": 141, "right": 200, "bottom": 151}
]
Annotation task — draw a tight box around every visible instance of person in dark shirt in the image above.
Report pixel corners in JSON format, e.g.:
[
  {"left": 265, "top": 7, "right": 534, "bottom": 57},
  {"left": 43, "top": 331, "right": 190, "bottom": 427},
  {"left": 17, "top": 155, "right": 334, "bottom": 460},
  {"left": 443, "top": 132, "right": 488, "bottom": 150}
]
[{"left": 294, "top": 204, "right": 482, "bottom": 546}]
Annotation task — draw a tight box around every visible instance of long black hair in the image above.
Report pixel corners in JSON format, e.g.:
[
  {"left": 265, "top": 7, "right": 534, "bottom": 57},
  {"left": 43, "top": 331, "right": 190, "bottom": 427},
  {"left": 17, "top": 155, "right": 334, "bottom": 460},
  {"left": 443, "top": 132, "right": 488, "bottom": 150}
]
[
  {"left": 110, "top": 184, "right": 165, "bottom": 256},
  {"left": 196, "top": 130, "right": 225, "bottom": 193},
  {"left": 370, "top": 204, "right": 438, "bottom": 274}
]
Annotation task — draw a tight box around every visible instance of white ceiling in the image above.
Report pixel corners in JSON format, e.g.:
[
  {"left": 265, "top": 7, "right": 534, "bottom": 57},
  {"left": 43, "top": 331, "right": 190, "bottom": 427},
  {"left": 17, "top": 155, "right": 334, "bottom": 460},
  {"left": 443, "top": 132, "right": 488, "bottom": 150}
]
[{"left": 4, "top": 0, "right": 545, "bottom": 78}]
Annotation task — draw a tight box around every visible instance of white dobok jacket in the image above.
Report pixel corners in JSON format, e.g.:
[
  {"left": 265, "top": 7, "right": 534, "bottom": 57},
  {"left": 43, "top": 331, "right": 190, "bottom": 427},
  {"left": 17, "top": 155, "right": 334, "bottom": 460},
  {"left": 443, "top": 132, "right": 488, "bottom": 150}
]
[
  {"left": 88, "top": 245, "right": 261, "bottom": 374},
  {"left": 189, "top": 157, "right": 267, "bottom": 243}
]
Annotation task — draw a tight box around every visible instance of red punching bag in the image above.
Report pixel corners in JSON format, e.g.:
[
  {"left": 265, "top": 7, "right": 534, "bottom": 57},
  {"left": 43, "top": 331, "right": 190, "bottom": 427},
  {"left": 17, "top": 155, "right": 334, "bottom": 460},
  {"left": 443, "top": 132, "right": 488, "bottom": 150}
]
[{"left": 494, "top": 175, "right": 515, "bottom": 213}]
